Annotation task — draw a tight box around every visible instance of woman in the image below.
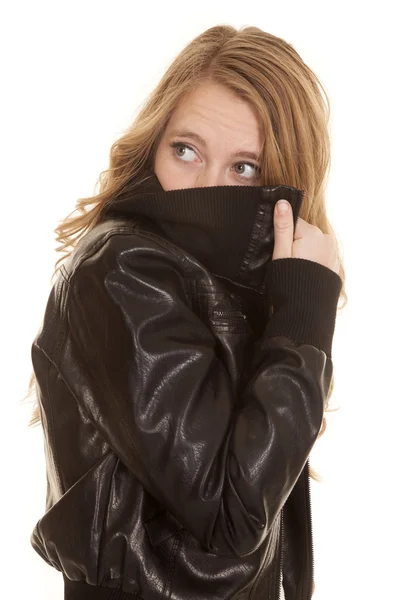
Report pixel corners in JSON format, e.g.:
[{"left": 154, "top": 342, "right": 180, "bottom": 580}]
[{"left": 25, "top": 24, "right": 346, "bottom": 600}]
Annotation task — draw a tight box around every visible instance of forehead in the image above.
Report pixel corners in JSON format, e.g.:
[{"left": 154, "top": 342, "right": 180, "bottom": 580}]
[{"left": 167, "top": 82, "right": 262, "bottom": 144}]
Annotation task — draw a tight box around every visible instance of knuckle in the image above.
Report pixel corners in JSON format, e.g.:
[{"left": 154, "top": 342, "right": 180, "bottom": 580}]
[
  {"left": 276, "top": 220, "right": 293, "bottom": 232},
  {"left": 311, "top": 224, "right": 323, "bottom": 236},
  {"left": 324, "top": 233, "right": 336, "bottom": 247}
]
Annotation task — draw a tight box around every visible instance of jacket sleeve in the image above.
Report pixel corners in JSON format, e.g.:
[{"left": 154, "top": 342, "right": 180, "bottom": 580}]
[{"left": 62, "top": 230, "right": 342, "bottom": 558}]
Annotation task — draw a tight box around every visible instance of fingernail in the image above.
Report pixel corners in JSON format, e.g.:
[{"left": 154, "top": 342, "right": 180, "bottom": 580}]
[{"left": 277, "top": 200, "right": 289, "bottom": 214}]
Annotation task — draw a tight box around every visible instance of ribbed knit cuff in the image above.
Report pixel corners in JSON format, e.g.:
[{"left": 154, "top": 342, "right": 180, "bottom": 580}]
[{"left": 263, "top": 258, "right": 343, "bottom": 358}]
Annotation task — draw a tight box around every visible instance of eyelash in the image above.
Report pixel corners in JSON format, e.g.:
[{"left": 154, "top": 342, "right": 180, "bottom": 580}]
[{"left": 169, "top": 141, "right": 261, "bottom": 179}]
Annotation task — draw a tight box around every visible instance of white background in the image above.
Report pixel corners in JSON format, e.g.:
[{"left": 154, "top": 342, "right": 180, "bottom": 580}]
[{"left": 2, "top": 1, "right": 399, "bottom": 599}]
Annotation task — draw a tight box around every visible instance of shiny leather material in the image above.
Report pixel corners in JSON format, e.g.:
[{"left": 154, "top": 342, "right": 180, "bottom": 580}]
[{"left": 30, "top": 175, "right": 341, "bottom": 600}]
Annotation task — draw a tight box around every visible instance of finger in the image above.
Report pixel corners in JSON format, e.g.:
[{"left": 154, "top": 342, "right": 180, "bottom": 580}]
[
  {"left": 272, "top": 199, "right": 294, "bottom": 259},
  {"left": 293, "top": 217, "right": 314, "bottom": 240}
]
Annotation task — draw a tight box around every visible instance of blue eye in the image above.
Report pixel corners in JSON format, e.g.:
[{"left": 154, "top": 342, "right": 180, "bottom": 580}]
[{"left": 169, "top": 142, "right": 261, "bottom": 180}]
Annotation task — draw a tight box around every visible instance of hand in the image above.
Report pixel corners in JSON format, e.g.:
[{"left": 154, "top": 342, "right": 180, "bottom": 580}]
[{"left": 272, "top": 199, "right": 340, "bottom": 275}]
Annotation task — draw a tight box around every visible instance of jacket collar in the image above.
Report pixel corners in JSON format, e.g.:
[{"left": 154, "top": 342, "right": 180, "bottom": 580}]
[{"left": 101, "top": 173, "right": 305, "bottom": 292}]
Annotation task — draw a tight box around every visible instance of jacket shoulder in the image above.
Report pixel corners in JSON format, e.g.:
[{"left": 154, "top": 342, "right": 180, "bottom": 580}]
[{"left": 61, "top": 216, "right": 186, "bottom": 284}]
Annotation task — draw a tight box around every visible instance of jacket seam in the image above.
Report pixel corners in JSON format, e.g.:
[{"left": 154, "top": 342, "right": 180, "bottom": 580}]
[
  {"left": 63, "top": 226, "right": 194, "bottom": 304},
  {"left": 41, "top": 352, "right": 65, "bottom": 496},
  {"left": 236, "top": 204, "right": 267, "bottom": 278},
  {"left": 162, "top": 533, "right": 182, "bottom": 600},
  {"left": 60, "top": 225, "right": 144, "bottom": 284},
  {"left": 96, "top": 453, "right": 120, "bottom": 586}
]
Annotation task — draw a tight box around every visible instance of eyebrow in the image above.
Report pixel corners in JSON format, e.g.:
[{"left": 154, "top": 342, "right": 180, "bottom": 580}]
[{"left": 168, "top": 128, "right": 261, "bottom": 162}]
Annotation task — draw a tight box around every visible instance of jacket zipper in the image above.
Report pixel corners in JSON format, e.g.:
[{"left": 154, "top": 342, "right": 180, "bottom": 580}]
[
  {"left": 276, "top": 459, "right": 314, "bottom": 600},
  {"left": 248, "top": 508, "right": 284, "bottom": 600},
  {"left": 211, "top": 309, "right": 247, "bottom": 322},
  {"left": 277, "top": 507, "right": 284, "bottom": 600},
  {"left": 305, "top": 459, "right": 314, "bottom": 599}
]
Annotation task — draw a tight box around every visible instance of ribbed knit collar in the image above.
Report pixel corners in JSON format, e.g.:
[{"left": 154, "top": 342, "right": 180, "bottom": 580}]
[{"left": 101, "top": 173, "right": 305, "bottom": 292}]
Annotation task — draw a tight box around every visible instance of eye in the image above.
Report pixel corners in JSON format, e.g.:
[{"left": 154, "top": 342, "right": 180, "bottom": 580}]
[
  {"left": 169, "top": 141, "right": 261, "bottom": 181},
  {"left": 233, "top": 163, "right": 261, "bottom": 180},
  {"left": 170, "top": 142, "right": 196, "bottom": 162}
]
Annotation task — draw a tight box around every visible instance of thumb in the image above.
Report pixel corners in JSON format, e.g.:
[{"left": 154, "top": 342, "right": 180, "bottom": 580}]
[{"left": 272, "top": 199, "right": 294, "bottom": 260}]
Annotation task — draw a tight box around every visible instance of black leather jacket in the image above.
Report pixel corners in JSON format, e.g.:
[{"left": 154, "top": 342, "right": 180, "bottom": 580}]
[{"left": 30, "top": 174, "right": 342, "bottom": 600}]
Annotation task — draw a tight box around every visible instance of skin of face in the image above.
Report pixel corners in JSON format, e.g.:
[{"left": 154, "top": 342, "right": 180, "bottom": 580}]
[{"left": 153, "top": 81, "right": 263, "bottom": 190}]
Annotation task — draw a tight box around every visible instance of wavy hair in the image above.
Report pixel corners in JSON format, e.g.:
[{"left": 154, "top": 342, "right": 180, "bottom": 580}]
[{"left": 23, "top": 24, "right": 347, "bottom": 482}]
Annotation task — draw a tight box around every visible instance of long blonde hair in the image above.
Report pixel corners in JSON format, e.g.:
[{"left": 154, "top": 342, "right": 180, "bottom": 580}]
[{"left": 23, "top": 24, "right": 347, "bottom": 482}]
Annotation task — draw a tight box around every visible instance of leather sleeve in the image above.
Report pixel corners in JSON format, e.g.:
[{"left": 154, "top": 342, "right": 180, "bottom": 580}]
[{"left": 63, "top": 231, "right": 342, "bottom": 558}]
